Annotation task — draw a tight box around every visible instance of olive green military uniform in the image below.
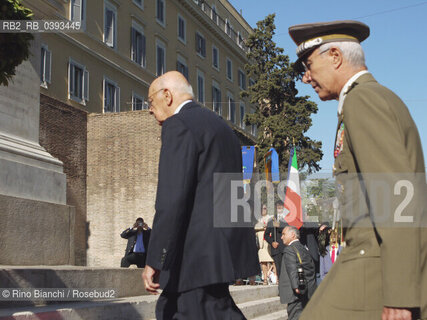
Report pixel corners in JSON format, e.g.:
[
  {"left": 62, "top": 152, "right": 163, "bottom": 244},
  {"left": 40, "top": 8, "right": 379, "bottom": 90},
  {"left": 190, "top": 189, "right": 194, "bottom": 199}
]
[{"left": 300, "top": 73, "right": 427, "bottom": 320}]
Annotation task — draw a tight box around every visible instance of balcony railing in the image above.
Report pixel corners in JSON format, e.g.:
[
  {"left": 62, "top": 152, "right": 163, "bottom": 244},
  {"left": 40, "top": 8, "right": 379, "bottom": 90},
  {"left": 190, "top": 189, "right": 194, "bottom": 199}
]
[{"left": 192, "top": 0, "right": 249, "bottom": 52}]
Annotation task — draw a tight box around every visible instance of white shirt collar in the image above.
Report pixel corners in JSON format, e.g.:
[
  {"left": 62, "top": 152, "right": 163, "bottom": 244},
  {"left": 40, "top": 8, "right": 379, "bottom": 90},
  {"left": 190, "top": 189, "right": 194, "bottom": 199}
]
[
  {"left": 174, "top": 100, "right": 192, "bottom": 115},
  {"left": 288, "top": 239, "right": 299, "bottom": 246},
  {"left": 337, "top": 70, "right": 369, "bottom": 115}
]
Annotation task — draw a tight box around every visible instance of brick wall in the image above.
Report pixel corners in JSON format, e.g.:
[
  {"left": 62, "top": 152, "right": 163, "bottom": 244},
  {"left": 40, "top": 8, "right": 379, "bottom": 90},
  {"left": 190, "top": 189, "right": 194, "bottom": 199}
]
[
  {"left": 87, "top": 111, "right": 161, "bottom": 267},
  {"left": 39, "top": 94, "right": 87, "bottom": 265}
]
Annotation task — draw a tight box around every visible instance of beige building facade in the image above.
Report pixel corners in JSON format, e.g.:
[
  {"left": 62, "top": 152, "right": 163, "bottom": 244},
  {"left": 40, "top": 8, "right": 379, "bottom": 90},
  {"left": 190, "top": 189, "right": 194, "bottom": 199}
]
[
  {"left": 19, "top": 0, "right": 257, "bottom": 266},
  {"left": 23, "top": 0, "right": 256, "bottom": 136}
]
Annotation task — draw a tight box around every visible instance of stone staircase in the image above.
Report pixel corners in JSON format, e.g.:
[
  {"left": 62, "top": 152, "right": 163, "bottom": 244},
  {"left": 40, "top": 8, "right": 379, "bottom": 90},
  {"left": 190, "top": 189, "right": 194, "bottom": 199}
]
[{"left": 0, "top": 266, "right": 287, "bottom": 320}]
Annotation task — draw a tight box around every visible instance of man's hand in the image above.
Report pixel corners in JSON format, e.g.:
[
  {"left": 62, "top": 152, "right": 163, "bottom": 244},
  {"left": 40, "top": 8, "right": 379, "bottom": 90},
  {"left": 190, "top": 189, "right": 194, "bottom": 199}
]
[
  {"left": 294, "top": 288, "right": 300, "bottom": 295},
  {"left": 382, "top": 307, "right": 412, "bottom": 320},
  {"left": 319, "top": 224, "right": 328, "bottom": 232},
  {"left": 142, "top": 265, "right": 161, "bottom": 294},
  {"left": 272, "top": 241, "right": 279, "bottom": 249}
]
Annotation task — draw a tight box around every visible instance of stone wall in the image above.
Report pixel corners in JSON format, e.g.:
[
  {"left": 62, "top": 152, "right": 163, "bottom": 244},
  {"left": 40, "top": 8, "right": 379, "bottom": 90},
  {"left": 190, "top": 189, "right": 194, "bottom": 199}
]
[
  {"left": 0, "top": 194, "right": 75, "bottom": 265},
  {"left": 87, "top": 111, "right": 161, "bottom": 267},
  {"left": 39, "top": 94, "right": 87, "bottom": 265}
]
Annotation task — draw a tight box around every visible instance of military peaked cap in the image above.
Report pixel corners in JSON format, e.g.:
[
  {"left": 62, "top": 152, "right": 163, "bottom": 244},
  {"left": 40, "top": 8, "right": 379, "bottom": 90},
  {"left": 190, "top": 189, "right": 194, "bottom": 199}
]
[{"left": 288, "top": 20, "right": 370, "bottom": 71}]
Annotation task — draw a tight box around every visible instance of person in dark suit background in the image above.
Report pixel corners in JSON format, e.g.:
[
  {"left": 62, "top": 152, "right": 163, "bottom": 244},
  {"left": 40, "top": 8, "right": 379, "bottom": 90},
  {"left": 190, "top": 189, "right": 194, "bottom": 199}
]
[
  {"left": 319, "top": 229, "right": 341, "bottom": 280},
  {"left": 299, "top": 222, "right": 329, "bottom": 285},
  {"left": 264, "top": 200, "right": 288, "bottom": 279},
  {"left": 279, "top": 226, "right": 317, "bottom": 320},
  {"left": 120, "top": 217, "right": 151, "bottom": 268},
  {"left": 142, "top": 71, "right": 260, "bottom": 320}
]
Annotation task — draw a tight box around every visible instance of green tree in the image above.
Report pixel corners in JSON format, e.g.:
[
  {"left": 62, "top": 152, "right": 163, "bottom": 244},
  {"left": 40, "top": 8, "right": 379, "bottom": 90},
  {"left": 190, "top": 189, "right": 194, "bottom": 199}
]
[
  {"left": 242, "top": 14, "right": 322, "bottom": 174},
  {"left": 306, "top": 178, "right": 336, "bottom": 199},
  {"left": 0, "top": 0, "right": 33, "bottom": 86}
]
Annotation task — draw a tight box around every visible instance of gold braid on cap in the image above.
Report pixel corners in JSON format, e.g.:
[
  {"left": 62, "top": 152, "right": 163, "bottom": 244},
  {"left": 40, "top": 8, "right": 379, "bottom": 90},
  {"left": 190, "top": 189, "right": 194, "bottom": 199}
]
[{"left": 296, "top": 34, "right": 358, "bottom": 57}]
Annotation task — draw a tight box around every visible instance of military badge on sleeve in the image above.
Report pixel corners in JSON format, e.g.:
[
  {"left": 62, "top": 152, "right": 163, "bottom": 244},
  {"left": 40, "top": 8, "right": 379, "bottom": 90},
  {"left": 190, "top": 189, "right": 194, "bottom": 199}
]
[{"left": 334, "top": 123, "right": 345, "bottom": 158}]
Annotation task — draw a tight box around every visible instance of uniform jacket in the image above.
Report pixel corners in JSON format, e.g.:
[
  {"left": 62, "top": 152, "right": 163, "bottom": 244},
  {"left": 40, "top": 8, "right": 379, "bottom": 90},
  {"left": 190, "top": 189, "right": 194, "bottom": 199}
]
[
  {"left": 301, "top": 73, "right": 427, "bottom": 320},
  {"left": 146, "top": 101, "right": 260, "bottom": 293},
  {"left": 120, "top": 228, "right": 151, "bottom": 256},
  {"left": 279, "top": 240, "right": 317, "bottom": 304},
  {"left": 319, "top": 244, "right": 341, "bottom": 280}
]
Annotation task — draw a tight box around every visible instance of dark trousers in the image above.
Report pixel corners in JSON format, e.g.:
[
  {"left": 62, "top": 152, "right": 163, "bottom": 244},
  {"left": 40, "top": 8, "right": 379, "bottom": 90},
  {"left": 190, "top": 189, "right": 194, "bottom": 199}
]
[
  {"left": 156, "top": 283, "right": 246, "bottom": 320},
  {"left": 273, "top": 253, "right": 283, "bottom": 279},
  {"left": 287, "top": 296, "right": 308, "bottom": 320},
  {"left": 120, "top": 252, "right": 146, "bottom": 268}
]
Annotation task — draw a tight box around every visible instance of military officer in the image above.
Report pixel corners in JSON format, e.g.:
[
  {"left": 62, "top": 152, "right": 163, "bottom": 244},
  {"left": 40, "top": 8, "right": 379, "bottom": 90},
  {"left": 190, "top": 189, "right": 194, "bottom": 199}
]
[{"left": 288, "top": 20, "right": 426, "bottom": 320}]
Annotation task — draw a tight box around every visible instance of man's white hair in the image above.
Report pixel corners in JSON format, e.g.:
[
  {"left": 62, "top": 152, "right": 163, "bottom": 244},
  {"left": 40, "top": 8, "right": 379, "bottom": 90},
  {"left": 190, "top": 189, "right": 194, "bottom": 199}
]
[
  {"left": 157, "top": 75, "right": 194, "bottom": 98},
  {"left": 177, "top": 82, "right": 194, "bottom": 97},
  {"left": 319, "top": 41, "right": 366, "bottom": 69}
]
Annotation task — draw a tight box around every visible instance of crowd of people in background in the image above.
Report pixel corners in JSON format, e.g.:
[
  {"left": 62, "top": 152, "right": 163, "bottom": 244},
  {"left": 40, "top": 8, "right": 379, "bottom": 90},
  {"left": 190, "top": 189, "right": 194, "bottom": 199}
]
[{"left": 252, "top": 201, "right": 341, "bottom": 287}]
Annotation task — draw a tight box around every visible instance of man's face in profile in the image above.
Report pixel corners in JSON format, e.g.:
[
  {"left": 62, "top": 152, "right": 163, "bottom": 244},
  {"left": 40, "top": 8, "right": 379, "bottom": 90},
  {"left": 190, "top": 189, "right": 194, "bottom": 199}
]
[{"left": 281, "top": 227, "right": 293, "bottom": 245}]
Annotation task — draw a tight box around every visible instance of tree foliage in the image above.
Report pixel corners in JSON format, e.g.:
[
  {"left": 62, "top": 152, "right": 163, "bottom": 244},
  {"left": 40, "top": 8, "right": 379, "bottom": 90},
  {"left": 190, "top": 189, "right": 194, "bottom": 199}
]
[
  {"left": 242, "top": 14, "right": 322, "bottom": 174},
  {"left": 0, "top": 0, "right": 33, "bottom": 86}
]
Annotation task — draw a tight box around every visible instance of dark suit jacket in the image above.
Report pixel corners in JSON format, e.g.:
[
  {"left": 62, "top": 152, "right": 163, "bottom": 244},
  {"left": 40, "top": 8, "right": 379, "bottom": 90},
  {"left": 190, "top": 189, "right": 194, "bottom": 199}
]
[
  {"left": 300, "top": 222, "right": 322, "bottom": 272},
  {"left": 279, "top": 240, "right": 317, "bottom": 304},
  {"left": 121, "top": 228, "right": 151, "bottom": 256},
  {"left": 146, "top": 101, "right": 260, "bottom": 293},
  {"left": 264, "top": 219, "right": 287, "bottom": 256}
]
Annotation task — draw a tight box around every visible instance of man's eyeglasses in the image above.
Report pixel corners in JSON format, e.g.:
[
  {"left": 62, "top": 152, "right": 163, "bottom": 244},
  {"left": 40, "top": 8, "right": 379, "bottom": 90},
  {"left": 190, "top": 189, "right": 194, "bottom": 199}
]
[
  {"left": 302, "top": 48, "right": 330, "bottom": 72},
  {"left": 143, "top": 88, "right": 165, "bottom": 109}
]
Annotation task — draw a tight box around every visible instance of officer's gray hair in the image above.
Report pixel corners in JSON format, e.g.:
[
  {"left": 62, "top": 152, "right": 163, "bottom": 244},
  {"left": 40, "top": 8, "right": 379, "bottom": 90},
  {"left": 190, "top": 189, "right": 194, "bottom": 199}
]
[
  {"left": 319, "top": 41, "right": 366, "bottom": 69},
  {"left": 286, "top": 226, "right": 300, "bottom": 239}
]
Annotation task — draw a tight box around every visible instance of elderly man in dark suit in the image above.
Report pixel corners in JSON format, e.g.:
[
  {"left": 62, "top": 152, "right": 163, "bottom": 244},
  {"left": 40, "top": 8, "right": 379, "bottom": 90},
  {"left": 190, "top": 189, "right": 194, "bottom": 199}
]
[
  {"left": 142, "top": 71, "right": 260, "bottom": 320},
  {"left": 288, "top": 20, "right": 426, "bottom": 320},
  {"left": 120, "top": 217, "right": 151, "bottom": 268},
  {"left": 279, "top": 226, "right": 317, "bottom": 320}
]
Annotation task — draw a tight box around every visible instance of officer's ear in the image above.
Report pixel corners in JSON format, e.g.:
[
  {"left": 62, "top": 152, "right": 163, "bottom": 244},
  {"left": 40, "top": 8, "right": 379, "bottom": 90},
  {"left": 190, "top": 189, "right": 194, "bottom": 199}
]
[{"left": 329, "top": 47, "right": 343, "bottom": 69}]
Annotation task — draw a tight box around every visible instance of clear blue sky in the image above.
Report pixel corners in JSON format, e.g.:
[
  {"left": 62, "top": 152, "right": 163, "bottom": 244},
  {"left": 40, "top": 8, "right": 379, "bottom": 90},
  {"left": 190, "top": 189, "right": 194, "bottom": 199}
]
[{"left": 229, "top": 0, "right": 427, "bottom": 174}]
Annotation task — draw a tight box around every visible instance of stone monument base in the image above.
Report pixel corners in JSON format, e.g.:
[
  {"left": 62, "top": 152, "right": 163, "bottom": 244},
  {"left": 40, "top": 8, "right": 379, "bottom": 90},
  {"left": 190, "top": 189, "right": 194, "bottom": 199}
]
[{"left": 0, "top": 194, "right": 75, "bottom": 265}]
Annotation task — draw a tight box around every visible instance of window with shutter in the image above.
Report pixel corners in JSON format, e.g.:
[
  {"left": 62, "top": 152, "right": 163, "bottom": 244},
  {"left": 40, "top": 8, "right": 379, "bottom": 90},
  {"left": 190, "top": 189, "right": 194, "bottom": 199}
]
[
  {"left": 104, "top": 2, "right": 116, "bottom": 48},
  {"left": 156, "top": 41, "right": 166, "bottom": 76},
  {"left": 156, "top": 0, "right": 165, "bottom": 25},
  {"left": 226, "top": 58, "right": 233, "bottom": 81},
  {"left": 104, "top": 78, "right": 120, "bottom": 113},
  {"left": 68, "top": 59, "right": 88, "bottom": 104},
  {"left": 131, "top": 25, "right": 146, "bottom": 67},
  {"left": 195, "top": 32, "right": 206, "bottom": 58},
  {"left": 240, "top": 103, "right": 245, "bottom": 129},
  {"left": 212, "top": 84, "right": 222, "bottom": 115},
  {"left": 178, "top": 15, "right": 186, "bottom": 43},
  {"left": 197, "top": 71, "right": 205, "bottom": 104}
]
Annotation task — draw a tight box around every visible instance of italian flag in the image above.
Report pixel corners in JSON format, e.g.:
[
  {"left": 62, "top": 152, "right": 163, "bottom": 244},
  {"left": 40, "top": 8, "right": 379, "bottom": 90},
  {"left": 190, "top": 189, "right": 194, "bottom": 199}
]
[{"left": 283, "top": 147, "right": 303, "bottom": 229}]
